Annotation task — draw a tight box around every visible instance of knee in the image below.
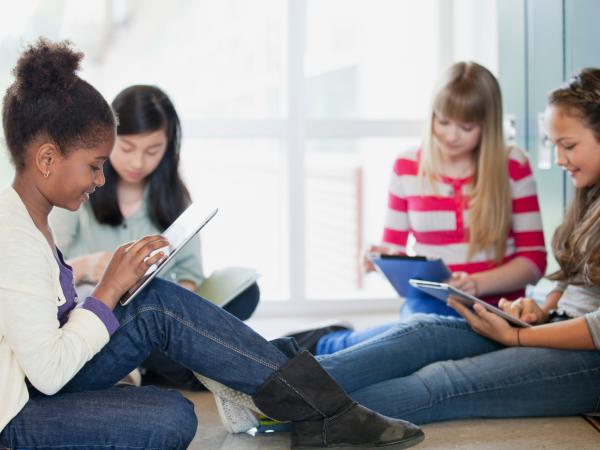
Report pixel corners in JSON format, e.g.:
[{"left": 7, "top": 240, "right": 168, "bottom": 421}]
[
  {"left": 123, "top": 278, "right": 183, "bottom": 311},
  {"left": 415, "top": 360, "right": 466, "bottom": 404},
  {"left": 384, "top": 314, "right": 462, "bottom": 340},
  {"left": 386, "top": 314, "right": 432, "bottom": 335},
  {"left": 402, "top": 313, "right": 464, "bottom": 328},
  {"left": 151, "top": 389, "right": 198, "bottom": 449},
  {"left": 406, "top": 313, "right": 444, "bottom": 325},
  {"left": 146, "top": 277, "right": 184, "bottom": 300}
]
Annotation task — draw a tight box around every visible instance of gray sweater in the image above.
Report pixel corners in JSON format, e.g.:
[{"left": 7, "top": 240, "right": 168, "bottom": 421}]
[{"left": 554, "top": 281, "right": 600, "bottom": 349}]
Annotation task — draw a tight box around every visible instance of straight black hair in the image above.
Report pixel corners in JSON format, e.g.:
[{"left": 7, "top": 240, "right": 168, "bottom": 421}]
[{"left": 89, "top": 85, "right": 190, "bottom": 231}]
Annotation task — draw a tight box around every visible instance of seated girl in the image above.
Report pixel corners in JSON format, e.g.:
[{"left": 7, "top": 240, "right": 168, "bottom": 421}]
[
  {"left": 293, "top": 61, "right": 547, "bottom": 355},
  {"left": 50, "top": 84, "right": 259, "bottom": 390},
  {"left": 208, "top": 67, "right": 600, "bottom": 432},
  {"left": 0, "top": 38, "right": 423, "bottom": 450}
]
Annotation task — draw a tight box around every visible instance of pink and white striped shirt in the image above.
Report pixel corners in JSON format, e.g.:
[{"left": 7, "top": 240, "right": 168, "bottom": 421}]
[{"left": 382, "top": 147, "right": 547, "bottom": 305}]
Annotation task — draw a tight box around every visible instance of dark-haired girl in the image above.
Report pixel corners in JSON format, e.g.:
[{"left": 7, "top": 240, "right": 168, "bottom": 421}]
[
  {"left": 0, "top": 39, "right": 423, "bottom": 450},
  {"left": 52, "top": 85, "right": 204, "bottom": 292},
  {"left": 50, "top": 85, "right": 260, "bottom": 390}
]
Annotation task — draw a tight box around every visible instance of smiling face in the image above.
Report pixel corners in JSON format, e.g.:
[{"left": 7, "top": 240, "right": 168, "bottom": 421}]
[
  {"left": 110, "top": 129, "right": 168, "bottom": 186},
  {"left": 49, "top": 138, "right": 114, "bottom": 211},
  {"left": 544, "top": 105, "right": 600, "bottom": 189},
  {"left": 432, "top": 113, "right": 482, "bottom": 160}
]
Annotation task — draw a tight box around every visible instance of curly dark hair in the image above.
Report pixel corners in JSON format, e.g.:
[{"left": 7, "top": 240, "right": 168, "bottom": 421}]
[{"left": 2, "top": 38, "right": 116, "bottom": 171}]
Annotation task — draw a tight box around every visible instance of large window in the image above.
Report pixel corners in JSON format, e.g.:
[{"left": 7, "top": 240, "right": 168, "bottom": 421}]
[{"left": 0, "top": 0, "right": 497, "bottom": 310}]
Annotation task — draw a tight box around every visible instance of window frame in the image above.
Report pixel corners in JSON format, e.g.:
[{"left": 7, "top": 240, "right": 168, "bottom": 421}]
[{"left": 180, "top": 0, "right": 457, "bottom": 314}]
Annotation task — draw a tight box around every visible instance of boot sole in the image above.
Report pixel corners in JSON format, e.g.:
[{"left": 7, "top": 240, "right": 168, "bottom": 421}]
[{"left": 292, "top": 431, "right": 425, "bottom": 450}]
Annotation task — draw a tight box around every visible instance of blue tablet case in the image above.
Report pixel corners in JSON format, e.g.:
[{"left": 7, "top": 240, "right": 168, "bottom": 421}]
[{"left": 372, "top": 256, "right": 451, "bottom": 300}]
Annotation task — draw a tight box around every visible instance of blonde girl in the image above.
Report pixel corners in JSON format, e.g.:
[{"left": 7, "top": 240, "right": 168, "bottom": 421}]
[
  {"left": 303, "top": 62, "right": 547, "bottom": 355},
  {"left": 315, "top": 67, "right": 600, "bottom": 423}
]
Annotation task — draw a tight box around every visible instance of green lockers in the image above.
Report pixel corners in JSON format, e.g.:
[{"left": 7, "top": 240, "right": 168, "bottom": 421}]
[{"left": 498, "top": 0, "right": 600, "bottom": 274}]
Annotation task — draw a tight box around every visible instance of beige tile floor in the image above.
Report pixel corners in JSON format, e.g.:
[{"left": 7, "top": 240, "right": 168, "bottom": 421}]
[{"left": 183, "top": 390, "right": 599, "bottom": 450}]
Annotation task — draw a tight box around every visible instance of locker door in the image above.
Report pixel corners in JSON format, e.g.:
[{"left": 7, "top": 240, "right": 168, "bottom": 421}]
[
  {"left": 563, "top": 0, "right": 600, "bottom": 202},
  {"left": 525, "top": 0, "right": 565, "bottom": 274},
  {"left": 498, "top": 0, "right": 565, "bottom": 273}
]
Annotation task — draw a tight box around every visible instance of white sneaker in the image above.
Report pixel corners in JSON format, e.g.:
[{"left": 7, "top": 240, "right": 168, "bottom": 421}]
[
  {"left": 194, "top": 373, "right": 261, "bottom": 434},
  {"left": 214, "top": 396, "right": 259, "bottom": 434}
]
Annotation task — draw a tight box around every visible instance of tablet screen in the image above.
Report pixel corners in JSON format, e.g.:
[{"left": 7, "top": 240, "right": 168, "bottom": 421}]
[
  {"left": 120, "top": 205, "right": 217, "bottom": 305},
  {"left": 408, "top": 279, "right": 532, "bottom": 328}
]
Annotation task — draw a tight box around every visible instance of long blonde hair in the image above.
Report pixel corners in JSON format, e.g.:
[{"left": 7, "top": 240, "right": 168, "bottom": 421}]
[
  {"left": 547, "top": 68, "right": 600, "bottom": 285},
  {"left": 419, "top": 61, "right": 511, "bottom": 263}
]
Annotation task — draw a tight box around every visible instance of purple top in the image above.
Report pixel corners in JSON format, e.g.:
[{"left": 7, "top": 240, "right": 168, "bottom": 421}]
[{"left": 55, "top": 248, "right": 119, "bottom": 335}]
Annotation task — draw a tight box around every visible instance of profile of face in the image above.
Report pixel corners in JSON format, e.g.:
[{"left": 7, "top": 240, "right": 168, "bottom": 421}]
[
  {"left": 432, "top": 113, "right": 482, "bottom": 160},
  {"left": 46, "top": 138, "right": 114, "bottom": 211},
  {"left": 544, "top": 105, "right": 600, "bottom": 189},
  {"left": 110, "top": 129, "right": 168, "bottom": 185}
]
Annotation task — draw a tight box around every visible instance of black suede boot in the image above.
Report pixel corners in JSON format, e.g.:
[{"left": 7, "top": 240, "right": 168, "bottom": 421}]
[{"left": 252, "top": 351, "right": 424, "bottom": 449}]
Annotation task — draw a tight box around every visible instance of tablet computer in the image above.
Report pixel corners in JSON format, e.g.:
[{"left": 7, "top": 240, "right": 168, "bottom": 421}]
[
  {"left": 370, "top": 254, "right": 451, "bottom": 299},
  {"left": 408, "top": 279, "right": 532, "bottom": 328},
  {"left": 120, "top": 204, "right": 218, "bottom": 306}
]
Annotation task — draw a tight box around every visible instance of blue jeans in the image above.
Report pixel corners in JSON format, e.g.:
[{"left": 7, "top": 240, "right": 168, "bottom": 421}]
[
  {"left": 142, "top": 282, "right": 262, "bottom": 390},
  {"left": 316, "top": 323, "right": 396, "bottom": 355},
  {"left": 318, "top": 314, "right": 600, "bottom": 424},
  {"left": 316, "top": 297, "right": 459, "bottom": 355},
  {"left": 0, "top": 279, "right": 289, "bottom": 449}
]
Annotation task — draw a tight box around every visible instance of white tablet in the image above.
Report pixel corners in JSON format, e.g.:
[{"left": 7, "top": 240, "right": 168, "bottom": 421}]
[
  {"left": 408, "top": 279, "right": 532, "bottom": 328},
  {"left": 120, "top": 205, "right": 218, "bottom": 306}
]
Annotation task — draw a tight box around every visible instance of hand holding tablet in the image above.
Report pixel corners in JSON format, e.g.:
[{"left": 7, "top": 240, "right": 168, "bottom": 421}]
[
  {"left": 119, "top": 204, "right": 218, "bottom": 305},
  {"left": 408, "top": 279, "right": 532, "bottom": 328}
]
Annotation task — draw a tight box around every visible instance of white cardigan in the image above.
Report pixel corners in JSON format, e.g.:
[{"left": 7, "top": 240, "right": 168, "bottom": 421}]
[{"left": 0, "top": 187, "right": 110, "bottom": 432}]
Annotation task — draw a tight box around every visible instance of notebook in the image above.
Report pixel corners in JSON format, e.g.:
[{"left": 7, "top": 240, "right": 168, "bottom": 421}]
[{"left": 195, "top": 267, "right": 260, "bottom": 307}]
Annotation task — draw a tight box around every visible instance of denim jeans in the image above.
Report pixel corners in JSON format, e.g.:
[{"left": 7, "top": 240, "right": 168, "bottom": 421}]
[
  {"left": 316, "top": 323, "right": 396, "bottom": 355},
  {"left": 0, "top": 278, "right": 289, "bottom": 449},
  {"left": 315, "top": 297, "right": 459, "bottom": 355},
  {"left": 318, "top": 314, "right": 600, "bottom": 424},
  {"left": 142, "top": 282, "right": 262, "bottom": 390}
]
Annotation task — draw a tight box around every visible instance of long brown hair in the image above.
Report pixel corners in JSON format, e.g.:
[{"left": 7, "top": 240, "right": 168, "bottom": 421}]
[
  {"left": 419, "top": 61, "right": 511, "bottom": 263},
  {"left": 548, "top": 68, "right": 600, "bottom": 285}
]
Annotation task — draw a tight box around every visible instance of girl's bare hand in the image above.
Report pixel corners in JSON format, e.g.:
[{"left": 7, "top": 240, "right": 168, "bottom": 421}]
[
  {"left": 448, "top": 298, "right": 518, "bottom": 346},
  {"left": 498, "top": 297, "right": 549, "bottom": 324},
  {"left": 362, "top": 244, "right": 402, "bottom": 273},
  {"left": 448, "top": 271, "right": 478, "bottom": 296},
  {"left": 92, "top": 235, "right": 169, "bottom": 309}
]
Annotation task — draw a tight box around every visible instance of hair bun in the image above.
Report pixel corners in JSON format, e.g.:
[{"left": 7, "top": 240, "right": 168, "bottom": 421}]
[{"left": 12, "top": 38, "right": 83, "bottom": 100}]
